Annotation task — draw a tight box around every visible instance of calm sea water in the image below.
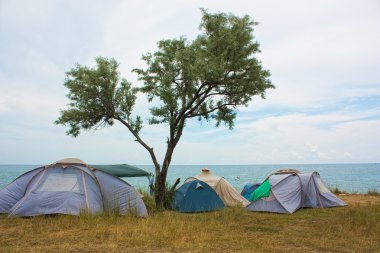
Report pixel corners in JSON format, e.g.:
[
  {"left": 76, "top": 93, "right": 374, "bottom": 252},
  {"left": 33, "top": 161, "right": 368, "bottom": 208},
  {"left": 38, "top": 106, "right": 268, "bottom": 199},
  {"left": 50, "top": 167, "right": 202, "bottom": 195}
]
[{"left": 0, "top": 163, "right": 379, "bottom": 193}]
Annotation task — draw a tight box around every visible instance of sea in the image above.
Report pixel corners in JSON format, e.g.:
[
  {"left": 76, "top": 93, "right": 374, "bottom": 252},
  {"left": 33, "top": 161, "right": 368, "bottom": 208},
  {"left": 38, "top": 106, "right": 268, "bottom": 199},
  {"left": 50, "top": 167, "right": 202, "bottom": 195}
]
[{"left": 0, "top": 163, "right": 379, "bottom": 193}]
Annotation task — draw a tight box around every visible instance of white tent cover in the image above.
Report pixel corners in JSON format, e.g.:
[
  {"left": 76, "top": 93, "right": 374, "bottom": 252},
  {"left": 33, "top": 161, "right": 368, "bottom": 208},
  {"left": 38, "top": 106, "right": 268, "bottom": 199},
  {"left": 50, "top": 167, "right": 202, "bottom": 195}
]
[{"left": 186, "top": 169, "right": 250, "bottom": 207}]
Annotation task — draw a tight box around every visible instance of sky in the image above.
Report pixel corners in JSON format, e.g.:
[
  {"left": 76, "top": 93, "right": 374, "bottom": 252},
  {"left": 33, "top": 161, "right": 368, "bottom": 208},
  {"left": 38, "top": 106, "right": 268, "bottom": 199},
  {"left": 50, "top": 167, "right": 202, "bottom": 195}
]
[{"left": 0, "top": 0, "right": 379, "bottom": 164}]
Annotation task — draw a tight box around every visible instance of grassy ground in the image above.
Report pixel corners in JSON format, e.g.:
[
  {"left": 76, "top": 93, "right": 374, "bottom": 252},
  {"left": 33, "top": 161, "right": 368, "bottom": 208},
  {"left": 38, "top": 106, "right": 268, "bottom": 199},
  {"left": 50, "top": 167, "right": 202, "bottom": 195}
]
[{"left": 0, "top": 195, "right": 379, "bottom": 253}]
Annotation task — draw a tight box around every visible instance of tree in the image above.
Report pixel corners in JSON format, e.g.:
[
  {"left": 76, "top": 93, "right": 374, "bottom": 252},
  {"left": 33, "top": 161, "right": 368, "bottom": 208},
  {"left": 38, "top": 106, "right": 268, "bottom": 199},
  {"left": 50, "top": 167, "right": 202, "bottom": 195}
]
[{"left": 55, "top": 10, "right": 274, "bottom": 209}]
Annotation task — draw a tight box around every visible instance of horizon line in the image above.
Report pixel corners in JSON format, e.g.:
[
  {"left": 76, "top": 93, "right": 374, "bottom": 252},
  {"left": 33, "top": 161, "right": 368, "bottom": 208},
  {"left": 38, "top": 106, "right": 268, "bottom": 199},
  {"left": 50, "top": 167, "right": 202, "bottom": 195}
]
[{"left": 1, "top": 162, "right": 379, "bottom": 166}]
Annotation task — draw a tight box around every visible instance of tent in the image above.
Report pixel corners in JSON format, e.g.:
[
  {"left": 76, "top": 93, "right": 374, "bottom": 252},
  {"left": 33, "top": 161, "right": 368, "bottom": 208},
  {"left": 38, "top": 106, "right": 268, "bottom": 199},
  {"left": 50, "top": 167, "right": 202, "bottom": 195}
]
[
  {"left": 91, "top": 164, "right": 152, "bottom": 178},
  {"left": 0, "top": 158, "right": 148, "bottom": 217},
  {"left": 185, "top": 169, "right": 250, "bottom": 207},
  {"left": 299, "top": 172, "right": 347, "bottom": 208},
  {"left": 246, "top": 170, "right": 347, "bottom": 214},
  {"left": 172, "top": 180, "right": 225, "bottom": 213},
  {"left": 241, "top": 183, "right": 261, "bottom": 200}
]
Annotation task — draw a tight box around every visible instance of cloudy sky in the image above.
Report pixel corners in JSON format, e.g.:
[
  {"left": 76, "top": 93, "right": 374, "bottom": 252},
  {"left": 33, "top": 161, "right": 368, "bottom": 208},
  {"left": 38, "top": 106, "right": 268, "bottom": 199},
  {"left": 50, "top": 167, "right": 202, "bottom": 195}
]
[{"left": 0, "top": 0, "right": 379, "bottom": 164}]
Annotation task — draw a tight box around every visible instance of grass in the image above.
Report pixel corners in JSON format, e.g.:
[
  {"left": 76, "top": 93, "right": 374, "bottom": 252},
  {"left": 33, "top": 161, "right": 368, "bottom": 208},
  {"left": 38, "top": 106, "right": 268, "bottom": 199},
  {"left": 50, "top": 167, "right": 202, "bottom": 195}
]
[
  {"left": 330, "top": 186, "right": 380, "bottom": 196},
  {"left": 330, "top": 186, "right": 349, "bottom": 195},
  {"left": 367, "top": 189, "right": 380, "bottom": 196},
  {"left": 0, "top": 195, "right": 379, "bottom": 253}
]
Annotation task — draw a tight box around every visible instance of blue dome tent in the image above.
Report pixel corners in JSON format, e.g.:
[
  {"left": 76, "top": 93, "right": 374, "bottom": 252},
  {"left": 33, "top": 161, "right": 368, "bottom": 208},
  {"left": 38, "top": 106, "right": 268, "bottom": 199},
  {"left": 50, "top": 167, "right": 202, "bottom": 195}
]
[{"left": 172, "top": 180, "right": 224, "bottom": 213}]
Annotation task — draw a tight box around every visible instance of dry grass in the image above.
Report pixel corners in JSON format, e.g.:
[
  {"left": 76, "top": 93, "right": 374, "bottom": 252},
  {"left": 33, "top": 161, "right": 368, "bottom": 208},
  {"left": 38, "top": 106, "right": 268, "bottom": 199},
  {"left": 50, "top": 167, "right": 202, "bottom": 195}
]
[{"left": 0, "top": 195, "right": 379, "bottom": 253}]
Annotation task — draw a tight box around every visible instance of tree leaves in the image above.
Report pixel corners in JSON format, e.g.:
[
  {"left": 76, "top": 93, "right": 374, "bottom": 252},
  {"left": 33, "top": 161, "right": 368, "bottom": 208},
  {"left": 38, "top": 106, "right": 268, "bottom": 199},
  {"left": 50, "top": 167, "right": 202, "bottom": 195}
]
[
  {"left": 56, "top": 9, "right": 274, "bottom": 153},
  {"left": 55, "top": 57, "right": 139, "bottom": 136},
  {"left": 134, "top": 10, "right": 274, "bottom": 134}
]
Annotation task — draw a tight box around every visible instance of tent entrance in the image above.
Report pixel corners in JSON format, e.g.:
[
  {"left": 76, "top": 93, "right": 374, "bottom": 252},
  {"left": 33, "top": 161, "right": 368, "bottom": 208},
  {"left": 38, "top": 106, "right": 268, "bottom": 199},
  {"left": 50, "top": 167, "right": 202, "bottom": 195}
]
[{"left": 250, "top": 179, "right": 271, "bottom": 202}]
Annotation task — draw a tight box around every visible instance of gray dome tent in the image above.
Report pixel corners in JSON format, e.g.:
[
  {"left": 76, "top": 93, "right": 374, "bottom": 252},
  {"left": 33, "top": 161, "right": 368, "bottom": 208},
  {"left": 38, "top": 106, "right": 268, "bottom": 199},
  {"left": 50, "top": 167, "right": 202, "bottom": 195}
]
[
  {"left": 0, "top": 158, "right": 148, "bottom": 217},
  {"left": 246, "top": 171, "right": 347, "bottom": 214}
]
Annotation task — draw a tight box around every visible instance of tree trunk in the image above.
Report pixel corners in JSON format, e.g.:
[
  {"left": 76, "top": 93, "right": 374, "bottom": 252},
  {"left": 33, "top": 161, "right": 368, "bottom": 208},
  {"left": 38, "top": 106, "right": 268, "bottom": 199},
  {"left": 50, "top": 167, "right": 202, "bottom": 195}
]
[
  {"left": 153, "top": 121, "right": 184, "bottom": 209},
  {"left": 154, "top": 141, "right": 177, "bottom": 209},
  {"left": 154, "top": 164, "right": 170, "bottom": 210}
]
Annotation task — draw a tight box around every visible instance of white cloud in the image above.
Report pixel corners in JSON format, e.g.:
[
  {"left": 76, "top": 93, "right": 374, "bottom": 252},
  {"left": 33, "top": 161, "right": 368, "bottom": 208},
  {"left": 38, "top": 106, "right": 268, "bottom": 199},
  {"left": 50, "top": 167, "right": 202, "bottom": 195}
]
[
  {"left": 0, "top": 0, "right": 379, "bottom": 164},
  {"left": 0, "top": 96, "right": 9, "bottom": 114},
  {"left": 226, "top": 112, "right": 380, "bottom": 163},
  {"left": 305, "top": 143, "right": 330, "bottom": 161}
]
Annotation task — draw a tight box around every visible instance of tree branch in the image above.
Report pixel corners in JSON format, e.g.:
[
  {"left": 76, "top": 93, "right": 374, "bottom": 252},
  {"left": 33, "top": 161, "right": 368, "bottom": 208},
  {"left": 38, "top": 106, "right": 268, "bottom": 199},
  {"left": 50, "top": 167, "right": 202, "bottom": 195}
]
[
  {"left": 115, "top": 116, "right": 161, "bottom": 174},
  {"left": 170, "top": 178, "right": 181, "bottom": 192},
  {"left": 188, "top": 103, "right": 236, "bottom": 118},
  {"left": 183, "top": 83, "right": 220, "bottom": 118},
  {"left": 173, "top": 81, "right": 211, "bottom": 127}
]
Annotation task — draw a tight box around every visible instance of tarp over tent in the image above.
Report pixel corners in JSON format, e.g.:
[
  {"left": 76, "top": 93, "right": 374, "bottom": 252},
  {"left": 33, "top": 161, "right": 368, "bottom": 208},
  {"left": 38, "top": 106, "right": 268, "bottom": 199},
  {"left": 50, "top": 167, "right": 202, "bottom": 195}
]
[
  {"left": 241, "top": 183, "right": 261, "bottom": 200},
  {"left": 246, "top": 170, "right": 347, "bottom": 214},
  {"left": 172, "top": 180, "right": 224, "bottom": 213},
  {"left": 249, "top": 179, "right": 270, "bottom": 202},
  {"left": 186, "top": 169, "right": 250, "bottom": 207},
  {"left": 91, "top": 164, "right": 152, "bottom": 178},
  {"left": 0, "top": 158, "right": 148, "bottom": 217}
]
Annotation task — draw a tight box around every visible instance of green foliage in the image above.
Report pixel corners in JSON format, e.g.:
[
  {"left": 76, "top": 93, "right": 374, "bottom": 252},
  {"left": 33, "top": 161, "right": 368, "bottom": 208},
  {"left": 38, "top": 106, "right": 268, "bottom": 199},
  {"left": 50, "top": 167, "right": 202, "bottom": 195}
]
[
  {"left": 330, "top": 187, "right": 348, "bottom": 195},
  {"left": 161, "top": 182, "right": 177, "bottom": 210},
  {"left": 56, "top": 10, "right": 273, "bottom": 138},
  {"left": 137, "top": 188, "right": 156, "bottom": 212},
  {"left": 134, "top": 9, "right": 274, "bottom": 130},
  {"left": 367, "top": 189, "right": 380, "bottom": 196},
  {"left": 137, "top": 184, "right": 176, "bottom": 211},
  {"left": 55, "top": 57, "right": 141, "bottom": 137}
]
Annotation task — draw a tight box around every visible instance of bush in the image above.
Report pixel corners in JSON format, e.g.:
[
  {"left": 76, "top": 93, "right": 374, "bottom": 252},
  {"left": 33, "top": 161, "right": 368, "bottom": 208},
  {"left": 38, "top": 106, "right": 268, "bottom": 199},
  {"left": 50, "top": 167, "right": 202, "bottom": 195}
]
[
  {"left": 138, "top": 182, "right": 178, "bottom": 211},
  {"left": 367, "top": 189, "right": 380, "bottom": 196},
  {"left": 137, "top": 188, "right": 156, "bottom": 212},
  {"left": 162, "top": 182, "right": 177, "bottom": 210},
  {"left": 330, "top": 187, "right": 348, "bottom": 195}
]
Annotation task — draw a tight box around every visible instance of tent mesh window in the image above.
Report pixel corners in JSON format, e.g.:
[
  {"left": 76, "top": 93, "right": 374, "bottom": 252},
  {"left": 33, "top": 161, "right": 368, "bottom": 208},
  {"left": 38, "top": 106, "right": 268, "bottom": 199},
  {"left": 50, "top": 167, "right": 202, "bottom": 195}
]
[{"left": 36, "top": 173, "right": 81, "bottom": 193}]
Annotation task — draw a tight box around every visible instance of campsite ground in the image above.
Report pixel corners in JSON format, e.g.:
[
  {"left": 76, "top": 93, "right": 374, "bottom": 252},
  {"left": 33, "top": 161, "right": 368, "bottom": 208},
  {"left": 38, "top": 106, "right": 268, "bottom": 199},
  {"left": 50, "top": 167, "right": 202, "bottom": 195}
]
[{"left": 0, "top": 194, "right": 379, "bottom": 253}]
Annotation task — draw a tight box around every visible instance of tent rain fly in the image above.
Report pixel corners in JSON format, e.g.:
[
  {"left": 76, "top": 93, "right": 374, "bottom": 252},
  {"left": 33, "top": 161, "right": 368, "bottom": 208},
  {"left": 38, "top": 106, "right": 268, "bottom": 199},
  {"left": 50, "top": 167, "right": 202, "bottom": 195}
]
[{"left": 91, "top": 164, "right": 152, "bottom": 179}]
